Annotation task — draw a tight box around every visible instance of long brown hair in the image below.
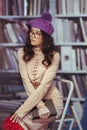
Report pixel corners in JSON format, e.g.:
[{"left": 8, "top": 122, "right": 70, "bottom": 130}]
[{"left": 23, "top": 29, "right": 56, "bottom": 67}]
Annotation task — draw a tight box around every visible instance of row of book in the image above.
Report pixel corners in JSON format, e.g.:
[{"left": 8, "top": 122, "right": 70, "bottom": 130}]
[
  {"left": 0, "top": 73, "right": 86, "bottom": 99},
  {"left": 0, "top": 0, "right": 87, "bottom": 16},
  {"left": 54, "top": 18, "right": 85, "bottom": 44},
  {"left": 0, "top": 47, "right": 18, "bottom": 70},
  {"left": 60, "top": 47, "right": 87, "bottom": 71},
  {"left": 0, "top": 19, "right": 28, "bottom": 43},
  {"left": 0, "top": 46, "right": 87, "bottom": 71},
  {"left": 54, "top": 0, "right": 87, "bottom": 15},
  {"left": 0, "top": 0, "right": 49, "bottom": 16},
  {"left": 1, "top": 18, "right": 87, "bottom": 44},
  {"left": 56, "top": 75, "right": 87, "bottom": 99},
  {"left": 56, "top": 74, "right": 86, "bottom": 120}
]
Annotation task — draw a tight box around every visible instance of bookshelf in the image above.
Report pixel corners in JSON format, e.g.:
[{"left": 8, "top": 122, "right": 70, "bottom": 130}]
[
  {"left": 0, "top": 0, "right": 87, "bottom": 128},
  {"left": 0, "top": 0, "right": 51, "bottom": 128},
  {"left": 52, "top": 0, "right": 87, "bottom": 122}
]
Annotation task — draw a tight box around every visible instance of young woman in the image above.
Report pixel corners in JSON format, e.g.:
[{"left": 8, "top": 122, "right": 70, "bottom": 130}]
[{"left": 2, "top": 13, "right": 63, "bottom": 130}]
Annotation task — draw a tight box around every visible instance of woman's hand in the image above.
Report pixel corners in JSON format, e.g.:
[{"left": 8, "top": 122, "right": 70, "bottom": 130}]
[
  {"left": 40, "top": 112, "right": 50, "bottom": 119},
  {"left": 10, "top": 113, "right": 21, "bottom": 123},
  {"left": 38, "top": 106, "right": 50, "bottom": 119}
]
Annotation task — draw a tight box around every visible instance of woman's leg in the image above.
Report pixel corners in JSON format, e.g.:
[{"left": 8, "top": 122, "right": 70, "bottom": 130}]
[
  {"left": 20, "top": 114, "right": 55, "bottom": 130},
  {"left": 2, "top": 116, "right": 24, "bottom": 130}
]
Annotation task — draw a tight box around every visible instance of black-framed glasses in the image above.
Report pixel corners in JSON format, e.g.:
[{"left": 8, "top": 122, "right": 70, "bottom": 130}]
[{"left": 29, "top": 30, "right": 42, "bottom": 39}]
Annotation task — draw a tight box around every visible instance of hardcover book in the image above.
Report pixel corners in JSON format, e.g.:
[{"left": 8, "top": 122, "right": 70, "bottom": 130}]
[{"left": 31, "top": 99, "right": 57, "bottom": 119}]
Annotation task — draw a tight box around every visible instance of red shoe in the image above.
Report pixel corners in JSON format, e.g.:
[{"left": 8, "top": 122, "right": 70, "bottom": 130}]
[{"left": 2, "top": 116, "right": 24, "bottom": 130}]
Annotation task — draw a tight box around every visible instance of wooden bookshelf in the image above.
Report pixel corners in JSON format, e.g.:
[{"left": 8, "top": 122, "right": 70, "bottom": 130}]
[
  {"left": 0, "top": 0, "right": 87, "bottom": 128},
  {"left": 51, "top": 0, "right": 87, "bottom": 122},
  {"left": 0, "top": 1, "right": 52, "bottom": 128}
]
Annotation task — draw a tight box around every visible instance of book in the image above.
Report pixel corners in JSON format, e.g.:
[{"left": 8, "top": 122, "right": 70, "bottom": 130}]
[
  {"left": 66, "top": 0, "right": 74, "bottom": 14},
  {"left": 81, "top": 0, "right": 85, "bottom": 14},
  {"left": 58, "top": 0, "right": 66, "bottom": 14},
  {"left": 73, "top": 0, "right": 80, "bottom": 14},
  {"left": 0, "top": 0, "right": 3, "bottom": 15},
  {"left": 17, "top": 0, "right": 24, "bottom": 15},
  {"left": 72, "top": 49, "right": 77, "bottom": 70},
  {"left": 54, "top": 18, "right": 63, "bottom": 43},
  {"left": 80, "top": 48, "right": 87, "bottom": 70},
  {"left": 76, "top": 75, "right": 86, "bottom": 97},
  {"left": 61, "top": 46, "right": 72, "bottom": 70},
  {"left": 79, "top": 17, "right": 87, "bottom": 42},
  {"left": 13, "top": 23, "right": 27, "bottom": 42},
  {"left": 1, "top": 47, "right": 10, "bottom": 70},
  {"left": 24, "top": 0, "right": 28, "bottom": 16},
  {"left": 73, "top": 101, "right": 83, "bottom": 120},
  {"left": 37, "top": 0, "right": 41, "bottom": 14},
  {"left": 12, "top": 0, "right": 19, "bottom": 15},
  {"left": 71, "top": 75, "right": 82, "bottom": 98},
  {"left": 31, "top": 99, "right": 57, "bottom": 119},
  {"left": 0, "top": 20, "right": 6, "bottom": 43},
  {"left": 84, "top": 0, "right": 87, "bottom": 14},
  {"left": 4, "top": 23, "right": 18, "bottom": 43},
  {"left": 55, "top": 75, "right": 63, "bottom": 96},
  {"left": 75, "top": 48, "right": 81, "bottom": 70}
]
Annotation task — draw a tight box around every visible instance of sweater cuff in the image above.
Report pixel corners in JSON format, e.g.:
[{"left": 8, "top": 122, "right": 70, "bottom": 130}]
[
  {"left": 36, "top": 101, "right": 45, "bottom": 109},
  {"left": 38, "top": 106, "right": 50, "bottom": 116}
]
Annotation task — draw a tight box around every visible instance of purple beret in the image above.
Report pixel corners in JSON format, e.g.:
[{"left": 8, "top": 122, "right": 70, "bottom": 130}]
[{"left": 28, "top": 13, "right": 54, "bottom": 35}]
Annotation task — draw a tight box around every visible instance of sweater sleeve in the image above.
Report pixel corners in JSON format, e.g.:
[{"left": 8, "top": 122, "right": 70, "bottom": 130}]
[
  {"left": 18, "top": 48, "right": 35, "bottom": 95},
  {"left": 18, "top": 48, "right": 45, "bottom": 109},
  {"left": 16, "top": 50, "right": 60, "bottom": 118}
]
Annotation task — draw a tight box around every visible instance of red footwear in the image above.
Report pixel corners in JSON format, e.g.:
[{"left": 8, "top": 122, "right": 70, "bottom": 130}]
[{"left": 2, "top": 116, "right": 24, "bottom": 130}]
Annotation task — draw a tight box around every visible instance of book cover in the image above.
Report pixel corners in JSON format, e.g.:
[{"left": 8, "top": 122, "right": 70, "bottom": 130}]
[
  {"left": 61, "top": 46, "right": 72, "bottom": 71},
  {"left": 31, "top": 99, "right": 57, "bottom": 119}
]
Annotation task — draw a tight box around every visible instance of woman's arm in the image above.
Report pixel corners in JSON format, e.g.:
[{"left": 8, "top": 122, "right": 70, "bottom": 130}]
[
  {"left": 15, "top": 51, "right": 60, "bottom": 119},
  {"left": 18, "top": 48, "right": 35, "bottom": 95},
  {"left": 18, "top": 48, "right": 48, "bottom": 112}
]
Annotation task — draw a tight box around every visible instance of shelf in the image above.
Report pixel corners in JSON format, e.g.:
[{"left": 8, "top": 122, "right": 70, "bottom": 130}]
[
  {"left": 0, "top": 70, "right": 87, "bottom": 76},
  {"left": 0, "top": 43, "right": 24, "bottom": 48},
  {"left": 0, "top": 14, "right": 87, "bottom": 20},
  {"left": 0, "top": 70, "right": 19, "bottom": 75},
  {"left": 71, "top": 98, "right": 85, "bottom": 102},
  {"left": 55, "top": 42, "right": 87, "bottom": 46},
  {"left": 57, "top": 70, "right": 87, "bottom": 75},
  {"left": 0, "top": 15, "right": 40, "bottom": 19},
  {"left": 0, "top": 43, "right": 87, "bottom": 47},
  {"left": 54, "top": 14, "right": 87, "bottom": 18},
  {"left": 63, "top": 97, "right": 85, "bottom": 102}
]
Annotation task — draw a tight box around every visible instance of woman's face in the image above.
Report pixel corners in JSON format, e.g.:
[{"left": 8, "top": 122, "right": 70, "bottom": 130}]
[{"left": 29, "top": 27, "right": 43, "bottom": 47}]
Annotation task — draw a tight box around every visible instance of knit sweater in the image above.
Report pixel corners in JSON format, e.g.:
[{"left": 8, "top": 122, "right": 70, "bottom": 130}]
[{"left": 16, "top": 48, "right": 63, "bottom": 119}]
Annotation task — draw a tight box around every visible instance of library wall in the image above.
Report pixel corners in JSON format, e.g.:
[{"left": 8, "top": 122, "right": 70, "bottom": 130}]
[{"left": 0, "top": 0, "right": 87, "bottom": 129}]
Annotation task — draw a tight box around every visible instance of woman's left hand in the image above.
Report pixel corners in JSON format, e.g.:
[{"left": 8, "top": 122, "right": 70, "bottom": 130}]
[
  {"left": 10, "top": 113, "right": 21, "bottom": 123},
  {"left": 40, "top": 112, "right": 50, "bottom": 119}
]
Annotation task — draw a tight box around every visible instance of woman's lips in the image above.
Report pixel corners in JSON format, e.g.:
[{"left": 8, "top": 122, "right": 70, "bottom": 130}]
[{"left": 30, "top": 39, "right": 36, "bottom": 42}]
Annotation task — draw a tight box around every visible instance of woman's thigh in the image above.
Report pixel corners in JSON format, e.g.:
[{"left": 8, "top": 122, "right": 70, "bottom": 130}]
[{"left": 20, "top": 114, "right": 55, "bottom": 130}]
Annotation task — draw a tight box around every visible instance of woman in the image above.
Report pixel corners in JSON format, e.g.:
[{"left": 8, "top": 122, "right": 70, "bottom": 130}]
[{"left": 2, "top": 13, "right": 63, "bottom": 130}]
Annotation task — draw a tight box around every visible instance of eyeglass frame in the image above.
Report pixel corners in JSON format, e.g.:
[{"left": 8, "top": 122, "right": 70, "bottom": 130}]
[{"left": 29, "top": 29, "right": 42, "bottom": 39}]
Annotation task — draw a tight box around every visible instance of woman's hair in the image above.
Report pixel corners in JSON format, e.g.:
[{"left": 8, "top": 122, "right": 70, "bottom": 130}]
[{"left": 23, "top": 29, "right": 56, "bottom": 67}]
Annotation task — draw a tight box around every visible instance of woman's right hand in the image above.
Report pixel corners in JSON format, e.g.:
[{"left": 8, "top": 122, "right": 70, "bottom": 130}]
[{"left": 10, "top": 113, "right": 21, "bottom": 123}]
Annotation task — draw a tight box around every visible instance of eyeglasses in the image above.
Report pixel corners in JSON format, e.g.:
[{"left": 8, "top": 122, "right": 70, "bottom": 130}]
[{"left": 29, "top": 30, "right": 42, "bottom": 39}]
